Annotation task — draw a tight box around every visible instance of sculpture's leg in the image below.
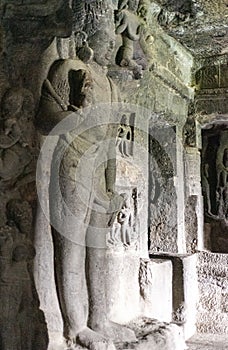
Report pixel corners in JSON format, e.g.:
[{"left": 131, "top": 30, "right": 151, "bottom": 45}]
[
  {"left": 205, "top": 182, "right": 212, "bottom": 215},
  {"left": 52, "top": 229, "right": 88, "bottom": 341},
  {"left": 86, "top": 212, "right": 137, "bottom": 343},
  {"left": 52, "top": 230, "right": 118, "bottom": 350}
]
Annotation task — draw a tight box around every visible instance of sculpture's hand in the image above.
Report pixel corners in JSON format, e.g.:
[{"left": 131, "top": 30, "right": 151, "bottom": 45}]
[
  {"left": 108, "top": 191, "right": 125, "bottom": 214},
  {"left": 68, "top": 104, "right": 79, "bottom": 112}
]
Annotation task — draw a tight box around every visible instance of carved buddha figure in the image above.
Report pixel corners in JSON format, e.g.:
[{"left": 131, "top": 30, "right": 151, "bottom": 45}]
[{"left": 36, "top": 25, "right": 136, "bottom": 349}]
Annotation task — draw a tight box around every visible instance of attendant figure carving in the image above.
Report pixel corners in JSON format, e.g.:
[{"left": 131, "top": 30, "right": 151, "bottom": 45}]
[
  {"left": 216, "top": 133, "right": 228, "bottom": 220},
  {"left": 116, "top": 114, "right": 133, "bottom": 157},
  {"left": 115, "top": 0, "right": 143, "bottom": 78},
  {"left": 0, "top": 200, "right": 37, "bottom": 350},
  {"left": 0, "top": 88, "right": 36, "bottom": 187}
]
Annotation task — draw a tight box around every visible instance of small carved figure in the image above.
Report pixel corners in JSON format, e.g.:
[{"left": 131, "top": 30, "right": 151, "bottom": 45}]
[
  {"left": 183, "top": 116, "right": 196, "bottom": 147},
  {"left": 0, "top": 88, "right": 36, "bottom": 185},
  {"left": 173, "top": 303, "right": 186, "bottom": 325},
  {"left": 216, "top": 132, "right": 228, "bottom": 220},
  {"left": 217, "top": 148, "right": 228, "bottom": 189},
  {"left": 115, "top": 0, "right": 143, "bottom": 78},
  {"left": 202, "top": 163, "right": 212, "bottom": 216},
  {"left": 0, "top": 199, "right": 48, "bottom": 350},
  {"left": 0, "top": 200, "right": 36, "bottom": 350},
  {"left": 109, "top": 220, "right": 123, "bottom": 246},
  {"left": 116, "top": 114, "right": 133, "bottom": 157},
  {"left": 108, "top": 193, "right": 137, "bottom": 248},
  {"left": 117, "top": 194, "right": 133, "bottom": 246},
  {"left": 139, "top": 259, "right": 153, "bottom": 301}
]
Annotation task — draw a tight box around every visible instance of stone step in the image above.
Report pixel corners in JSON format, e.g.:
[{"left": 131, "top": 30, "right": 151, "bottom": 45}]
[{"left": 187, "top": 333, "right": 228, "bottom": 350}]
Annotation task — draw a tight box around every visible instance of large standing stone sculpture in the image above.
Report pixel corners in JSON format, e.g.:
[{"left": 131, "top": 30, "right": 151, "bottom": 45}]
[{"left": 36, "top": 3, "right": 136, "bottom": 349}]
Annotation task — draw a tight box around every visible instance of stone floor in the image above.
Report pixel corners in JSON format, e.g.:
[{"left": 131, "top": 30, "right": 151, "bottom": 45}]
[{"left": 187, "top": 334, "right": 228, "bottom": 350}]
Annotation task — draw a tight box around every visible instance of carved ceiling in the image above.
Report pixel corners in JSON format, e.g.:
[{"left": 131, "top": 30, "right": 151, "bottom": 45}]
[{"left": 151, "top": 0, "right": 228, "bottom": 57}]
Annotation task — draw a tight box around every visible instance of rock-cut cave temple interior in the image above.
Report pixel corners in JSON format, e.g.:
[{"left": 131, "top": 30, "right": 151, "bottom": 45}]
[{"left": 0, "top": 1, "right": 227, "bottom": 349}]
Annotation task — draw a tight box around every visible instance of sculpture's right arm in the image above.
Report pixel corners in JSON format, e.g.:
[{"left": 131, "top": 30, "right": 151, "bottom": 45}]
[{"left": 35, "top": 79, "right": 81, "bottom": 136}]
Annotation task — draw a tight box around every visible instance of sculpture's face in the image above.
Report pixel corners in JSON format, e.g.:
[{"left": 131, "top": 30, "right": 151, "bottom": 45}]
[
  {"left": 128, "top": 0, "right": 140, "bottom": 12},
  {"left": 89, "top": 30, "right": 116, "bottom": 67}
]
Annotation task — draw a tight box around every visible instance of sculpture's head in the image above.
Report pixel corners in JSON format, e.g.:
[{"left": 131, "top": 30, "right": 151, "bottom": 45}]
[
  {"left": 128, "top": 0, "right": 140, "bottom": 12},
  {"left": 1, "top": 88, "right": 34, "bottom": 120},
  {"left": 88, "top": 29, "right": 116, "bottom": 67}
]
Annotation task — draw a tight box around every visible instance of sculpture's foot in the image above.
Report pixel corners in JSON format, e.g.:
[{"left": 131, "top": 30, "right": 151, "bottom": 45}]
[
  {"left": 91, "top": 321, "right": 137, "bottom": 343},
  {"left": 77, "top": 327, "right": 116, "bottom": 350}
]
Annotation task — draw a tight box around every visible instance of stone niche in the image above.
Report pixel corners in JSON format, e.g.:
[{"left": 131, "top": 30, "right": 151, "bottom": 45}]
[
  {"left": 201, "top": 125, "right": 228, "bottom": 253},
  {"left": 149, "top": 125, "right": 177, "bottom": 253}
]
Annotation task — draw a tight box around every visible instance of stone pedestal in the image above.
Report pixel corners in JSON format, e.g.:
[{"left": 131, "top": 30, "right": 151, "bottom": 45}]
[
  {"left": 149, "top": 253, "right": 198, "bottom": 340},
  {"left": 140, "top": 259, "right": 173, "bottom": 322}
]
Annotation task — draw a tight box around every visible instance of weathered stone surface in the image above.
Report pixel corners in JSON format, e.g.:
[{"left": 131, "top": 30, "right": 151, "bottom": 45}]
[
  {"left": 140, "top": 259, "right": 173, "bottom": 322},
  {"left": 152, "top": 0, "right": 228, "bottom": 57},
  {"left": 115, "top": 317, "right": 187, "bottom": 350},
  {"left": 197, "top": 252, "right": 228, "bottom": 334},
  {"left": 149, "top": 253, "right": 198, "bottom": 339},
  {"left": 187, "top": 334, "right": 228, "bottom": 350}
]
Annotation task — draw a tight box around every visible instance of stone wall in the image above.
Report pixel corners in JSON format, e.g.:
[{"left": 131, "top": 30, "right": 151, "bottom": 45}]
[{"left": 197, "top": 252, "right": 228, "bottom": 334}]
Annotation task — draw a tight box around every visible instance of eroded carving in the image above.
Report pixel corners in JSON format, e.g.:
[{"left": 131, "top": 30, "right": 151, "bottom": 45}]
[
  {"left": 202, "top": 129, "right": 228, "bottom": 223},
  {"left": 216, "top": 131, "right": 228, "bottom": 221},
  {"left": 116, "top": 113, "right": 134, "bottom": 157},
  {"left": 108, "top": 191, "right": 138, "bottom": 248},
  {"left": 183, "top": 115, "right": 196, "bottom": 147},
  {"left": 115, "top": 0, "right": 143, "bottom": 78},
  {"left": 0, "top": 199, "right": 47, "bottom": 350},
  {"left": 173, "top": 303, "right": 186, "bottom": 325},
  {"left": 0, "top": 88, "right": 37, "bottom": 188},
  {"left": 139, "top": 259, "right": 153, "bottom": 301}
]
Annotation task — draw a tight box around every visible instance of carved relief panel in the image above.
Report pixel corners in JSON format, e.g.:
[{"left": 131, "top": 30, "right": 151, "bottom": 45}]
[{"left": 202, "top": 127, "right": 228, "bottom": 253}]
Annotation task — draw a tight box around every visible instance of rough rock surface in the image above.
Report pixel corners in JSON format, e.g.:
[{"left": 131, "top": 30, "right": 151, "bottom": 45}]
[
  {"left": 115, "top": 318, "right": 187, "bottom": 350},
  {"left": 187, "top": 334, "right": 228, "bottom": 350},
  {"left": 197, "top": 252, "right": 228, "bottom": 334}
]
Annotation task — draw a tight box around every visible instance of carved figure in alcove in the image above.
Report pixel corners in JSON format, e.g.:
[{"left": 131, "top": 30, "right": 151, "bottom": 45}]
[
  {"left": 109, "top": 193, "right": 136, "bottom": 247},
  {"left": 117, "top": 194, "right": 134, "bottom": 246},
  {"left": 202, "top": 163, "right": 212, "bottom": 216},
  {"left": 216, "top": 132, "right": 228, "bottom": 220},
  {"left": 0, "top": 200, "right": 36, "bottom": 350},
  {"left": 0, "top": 88, "right": 36, "bottom": 186},
  {"left": 115, "top": 0, "right": 143, "bottom": 78},
  {"left": 201, "top": 135, "right": 216, "bottom": 218},
  {"left": 36, "top": 10, "right": 136, "bottom": 349},
  {"left": 108, "top": 191, "right": 138, "bottom": 248},
  {"left": 217, "top": 148, "right": 228, "bottom": 189},
  {"left": 116, "top": 114, "right": 133, "bottom": 157},
  {"left": 183, "top": 115, "right": 196, "bottom": 147},
  {"left": 4, "top": 199, "right": 48, "bottom": 350}
]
